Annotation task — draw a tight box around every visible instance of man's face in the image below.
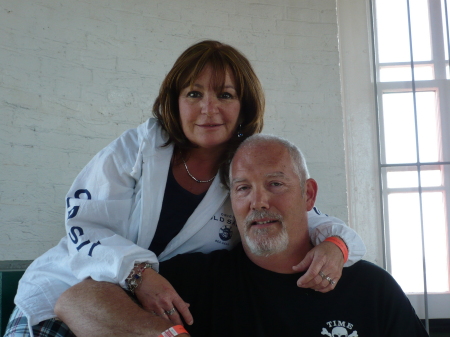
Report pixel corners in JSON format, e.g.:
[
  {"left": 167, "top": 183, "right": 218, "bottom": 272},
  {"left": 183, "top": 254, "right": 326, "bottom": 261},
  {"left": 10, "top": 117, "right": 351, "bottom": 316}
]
[{"left": 230, "top": 142, "right": 316, "bottom": 257}]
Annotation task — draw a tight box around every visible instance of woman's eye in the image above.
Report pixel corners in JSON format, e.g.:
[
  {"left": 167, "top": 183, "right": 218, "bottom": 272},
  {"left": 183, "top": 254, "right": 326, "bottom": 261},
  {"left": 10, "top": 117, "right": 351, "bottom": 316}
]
[
  {"left": 218, "top": 92, "right": 233, "bottom": 99},
  {"left": 187, "top": 91, "right": 202, "bottom": 98}
]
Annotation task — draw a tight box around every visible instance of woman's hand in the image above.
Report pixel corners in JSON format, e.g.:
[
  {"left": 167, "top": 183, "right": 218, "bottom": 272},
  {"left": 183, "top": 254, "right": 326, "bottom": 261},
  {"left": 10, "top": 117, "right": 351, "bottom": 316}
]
[
  {"left": 292, "top": 241, "right": 344, "bottom": 293},
  {"left": 135, "top": 268, "right": 193, "bottom": 326}
]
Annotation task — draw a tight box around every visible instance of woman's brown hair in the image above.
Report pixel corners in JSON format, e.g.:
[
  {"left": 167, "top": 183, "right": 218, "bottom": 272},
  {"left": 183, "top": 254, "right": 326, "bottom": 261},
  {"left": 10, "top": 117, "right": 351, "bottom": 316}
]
[{"left": 153, "top": 40, "right": 265, "bottom": 186}]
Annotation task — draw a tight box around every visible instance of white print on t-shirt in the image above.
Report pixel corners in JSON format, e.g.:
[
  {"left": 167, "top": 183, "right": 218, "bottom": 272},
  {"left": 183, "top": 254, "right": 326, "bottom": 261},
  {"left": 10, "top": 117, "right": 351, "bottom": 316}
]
[{"left": 321, "top": 320, "right": 358, "bottom": 337}]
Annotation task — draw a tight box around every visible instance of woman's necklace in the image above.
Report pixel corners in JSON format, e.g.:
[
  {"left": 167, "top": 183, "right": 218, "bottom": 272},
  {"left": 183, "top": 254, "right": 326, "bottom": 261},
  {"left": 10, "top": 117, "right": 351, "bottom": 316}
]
[{"left": 182, "top": 158, "right": 216, "bottom": 183}]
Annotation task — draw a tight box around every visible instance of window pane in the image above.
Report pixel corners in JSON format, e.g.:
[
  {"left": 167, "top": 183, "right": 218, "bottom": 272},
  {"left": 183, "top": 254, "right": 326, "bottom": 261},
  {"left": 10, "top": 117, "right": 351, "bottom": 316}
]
[
  {"left": 422, "top": 192, "right": 449, "bottom": 292},
  {"left": 382, "top": 93, "right": 418, "bottom": 164},
  {"left": 387, "top": 170, "right": 418, "bottom": 188},
  {"left": 410, "top": 0, "right": 432, "bottom": 61},
  {"left": 376, "top": 0, "right": 411, "bottom": 63},
  {"left": 416, "top": 91, "right": 440, "bottom": 163},
  {"left": 376, "top": 0, "right": 432, "bottom": 63},
  {"left": 382, "top": 91, "right": 440, "bottom": 164},
  {"left": 386, "top": 168, "right": 442, "bottom": 188},
  {"left": 388, "top": 192, "right": 449, "bottom": 293},
  {"left": 388, "top": 193, "right": 424, "bottom": 292},
  {"left": 421, "top": 169, "right": 443, "bottom": 186},
  {"left": 379, "top": 65, "right": 434, "bottom": 82}
]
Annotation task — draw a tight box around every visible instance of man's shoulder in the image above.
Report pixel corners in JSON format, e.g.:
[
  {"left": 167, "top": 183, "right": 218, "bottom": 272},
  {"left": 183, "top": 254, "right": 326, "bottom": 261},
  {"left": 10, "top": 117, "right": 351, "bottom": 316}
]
[
  {"left": 346, "top": 260, "right": 388, "bottom": 275},
  {"left": 343, "top": 260, "right": 400, "bottom": 289},
  {"left": 346, "top": 259, "right": 383, "bottom": 271}
]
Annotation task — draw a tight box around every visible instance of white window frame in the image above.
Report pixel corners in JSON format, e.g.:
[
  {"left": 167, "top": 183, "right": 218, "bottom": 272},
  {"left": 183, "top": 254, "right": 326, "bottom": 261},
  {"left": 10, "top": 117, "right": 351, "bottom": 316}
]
[{"left": 337, "top": 0, "right": 450, "bottom": 321}]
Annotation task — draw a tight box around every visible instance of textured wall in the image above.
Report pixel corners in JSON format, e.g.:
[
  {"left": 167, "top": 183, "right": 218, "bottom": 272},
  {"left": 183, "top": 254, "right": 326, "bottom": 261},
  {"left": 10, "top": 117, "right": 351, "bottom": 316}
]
[
  {"left": 0, "top": 0, "right": 346, "bottom": 261},
  {"left": 338, "top": 0, "right": 382, "bottom": 266}
]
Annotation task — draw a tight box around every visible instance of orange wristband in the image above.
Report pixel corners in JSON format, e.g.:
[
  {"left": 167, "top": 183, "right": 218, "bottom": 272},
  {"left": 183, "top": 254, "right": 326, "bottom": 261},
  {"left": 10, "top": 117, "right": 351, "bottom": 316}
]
[
  {"left": 324, "top": 236, "right": 349, "bottom": 263},
  {"left": 159, "top": 325, "right": 189, "bottom": 337}
]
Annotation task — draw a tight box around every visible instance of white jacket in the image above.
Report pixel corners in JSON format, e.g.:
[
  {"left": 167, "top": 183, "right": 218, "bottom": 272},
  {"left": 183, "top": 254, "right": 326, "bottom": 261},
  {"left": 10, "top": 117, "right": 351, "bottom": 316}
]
[{"left": 15, "top": 118, "right": 366, "bottom": 330}]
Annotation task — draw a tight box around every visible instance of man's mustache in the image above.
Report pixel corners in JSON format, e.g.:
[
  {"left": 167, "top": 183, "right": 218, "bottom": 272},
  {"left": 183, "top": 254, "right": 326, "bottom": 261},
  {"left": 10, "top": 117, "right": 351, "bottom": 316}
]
[{"left": 244, "top": 210, "right": 283, "bottom": 228}]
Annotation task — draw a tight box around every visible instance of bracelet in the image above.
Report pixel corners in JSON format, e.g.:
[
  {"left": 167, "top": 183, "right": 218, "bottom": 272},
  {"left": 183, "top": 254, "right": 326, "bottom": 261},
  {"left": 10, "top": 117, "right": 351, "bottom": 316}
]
[
  {"left": 158, "top": 325, "right": 189, "bottom": 337},
  {"left": 125, "top": 262, "right": 152, "bottom": 294},
  {"left": 324, "top": 236, "right": 349, "bottom": 263}
]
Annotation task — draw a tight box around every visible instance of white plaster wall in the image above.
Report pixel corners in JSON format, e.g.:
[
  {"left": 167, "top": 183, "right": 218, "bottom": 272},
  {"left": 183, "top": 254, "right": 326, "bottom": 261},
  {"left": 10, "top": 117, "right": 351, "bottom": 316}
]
[
  {"left": 338, "top": 0, "right": 383, "bottom": 266},
  {"left": 0, "top": 0, "right": 347, "bottom": 261}
]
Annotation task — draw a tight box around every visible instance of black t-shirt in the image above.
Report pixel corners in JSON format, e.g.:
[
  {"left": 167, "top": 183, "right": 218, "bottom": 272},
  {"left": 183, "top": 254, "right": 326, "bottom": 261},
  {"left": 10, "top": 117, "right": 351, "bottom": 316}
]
[
  {"left": 149, "top": 167, "right": 206, "bottom": 256},
  {"left": 160, "top": 245, "right": 429, "bottom": 337}
]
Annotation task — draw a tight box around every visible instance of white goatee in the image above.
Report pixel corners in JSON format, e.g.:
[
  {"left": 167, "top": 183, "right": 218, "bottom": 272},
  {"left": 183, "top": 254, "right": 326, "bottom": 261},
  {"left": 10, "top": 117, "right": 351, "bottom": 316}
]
[{"left": 243, "top": 210, "right": 288, "bottom": 257}]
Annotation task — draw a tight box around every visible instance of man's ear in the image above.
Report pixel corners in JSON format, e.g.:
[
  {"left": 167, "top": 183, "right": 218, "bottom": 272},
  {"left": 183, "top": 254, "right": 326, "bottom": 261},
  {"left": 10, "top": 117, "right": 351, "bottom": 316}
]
[{"left": 304, "top": 178, "right": 318, "bottom": 211}]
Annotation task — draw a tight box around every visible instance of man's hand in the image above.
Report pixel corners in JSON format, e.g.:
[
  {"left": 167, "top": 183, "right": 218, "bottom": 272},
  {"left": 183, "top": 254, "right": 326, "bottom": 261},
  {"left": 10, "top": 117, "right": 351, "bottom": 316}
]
[
  {"left": 136, "top": 268, "right": 193, "bottom": 326},
  {"left": 55, "top": 279, "right": 184, "bottom": 337},
  {"left": 292, "top": 241, "right": 344, "bottom": 293}
]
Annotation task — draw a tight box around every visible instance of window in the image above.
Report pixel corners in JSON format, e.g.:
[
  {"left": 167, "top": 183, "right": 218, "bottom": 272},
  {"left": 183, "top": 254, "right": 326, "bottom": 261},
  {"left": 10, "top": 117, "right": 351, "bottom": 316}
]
[{"left": 373, "top": 0, "right": 450, "bottom": 320}]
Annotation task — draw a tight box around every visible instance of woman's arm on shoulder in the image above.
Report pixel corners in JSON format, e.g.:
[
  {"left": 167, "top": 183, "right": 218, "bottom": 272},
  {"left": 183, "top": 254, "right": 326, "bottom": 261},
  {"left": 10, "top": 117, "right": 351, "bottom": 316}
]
[
  {"left": 292, "top": 206, "right": 366, "bottom": 293},
  {"left": 307, "top": 206, "right": 366, "bottom": 266}
]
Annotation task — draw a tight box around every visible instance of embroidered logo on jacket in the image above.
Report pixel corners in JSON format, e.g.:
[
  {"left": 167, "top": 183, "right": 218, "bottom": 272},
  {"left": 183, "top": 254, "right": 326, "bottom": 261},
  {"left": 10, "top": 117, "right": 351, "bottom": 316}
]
[
  {"left": 321, "top": 321, "right": 358, "bottom": 337},
  {"left": 219, "top": 225, "right": 233, "bottom": 241},
  {"left": 211, "top": 213, "right": 236, "bottom": 246}
]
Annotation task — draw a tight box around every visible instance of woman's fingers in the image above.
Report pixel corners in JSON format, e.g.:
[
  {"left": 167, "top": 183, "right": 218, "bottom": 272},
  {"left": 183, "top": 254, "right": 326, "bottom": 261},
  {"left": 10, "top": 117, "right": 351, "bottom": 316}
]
[
  {"left": 135, "top": 269, "right": 193, "bottom": 325},
  {"left": 294, "top": 248, "right": 326, "bottom": 287},
  {"left": 148, "top": 301, "right": 191, "bottom": 326},
  {"left": 162, "top": 307, "right": 183, "bottom": 326},
  {"left": 173, "top": 297, "right": 193, "bottom": 325},
  {"left": 294, "top": 241, "right": 344, "bottom": 293},
  {"left": 312, "top": 270, "right": 338, "bottom": 292}
]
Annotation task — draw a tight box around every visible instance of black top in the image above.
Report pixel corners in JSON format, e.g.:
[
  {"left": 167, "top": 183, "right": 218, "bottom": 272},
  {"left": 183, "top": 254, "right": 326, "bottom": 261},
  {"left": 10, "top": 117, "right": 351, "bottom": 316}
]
[
  {"left": 149, "top": 167, "right": 206, "bottom": 256},
  {"left": 160, "top": 245, "right": 429, "bottom": 337}
]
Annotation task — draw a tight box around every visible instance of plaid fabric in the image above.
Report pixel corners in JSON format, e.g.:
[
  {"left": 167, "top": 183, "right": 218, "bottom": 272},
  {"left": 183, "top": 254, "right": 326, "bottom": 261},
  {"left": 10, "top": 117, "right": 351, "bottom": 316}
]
[{"left": 4, "top": 307, "right": 76, "bottom": 337}]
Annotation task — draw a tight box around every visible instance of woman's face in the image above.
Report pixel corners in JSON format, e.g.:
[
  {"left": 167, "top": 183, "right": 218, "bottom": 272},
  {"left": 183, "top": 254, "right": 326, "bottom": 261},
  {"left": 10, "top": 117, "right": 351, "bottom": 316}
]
[{"left": 178, "top": 65, "right": 241, "bottom": 151}]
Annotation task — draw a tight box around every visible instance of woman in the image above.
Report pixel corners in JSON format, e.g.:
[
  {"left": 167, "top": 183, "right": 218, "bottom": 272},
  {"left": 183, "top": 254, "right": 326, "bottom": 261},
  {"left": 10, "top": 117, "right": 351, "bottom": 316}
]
[{"left": 7, "top": 40, "right": 365, "bottom": 336}]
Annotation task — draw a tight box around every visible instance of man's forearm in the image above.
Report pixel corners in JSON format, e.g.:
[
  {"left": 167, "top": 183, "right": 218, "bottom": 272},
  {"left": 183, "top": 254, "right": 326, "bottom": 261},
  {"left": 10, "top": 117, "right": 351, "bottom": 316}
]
[{"left": 55, "top": 278, "right": 188, "bottom": 337}]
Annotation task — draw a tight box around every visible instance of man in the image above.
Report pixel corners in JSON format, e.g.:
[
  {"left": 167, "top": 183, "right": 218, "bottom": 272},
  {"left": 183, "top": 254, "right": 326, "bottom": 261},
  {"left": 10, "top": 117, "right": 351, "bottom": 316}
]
[{"left": 55, "top": 134, "right": 428, "bottom": 336}]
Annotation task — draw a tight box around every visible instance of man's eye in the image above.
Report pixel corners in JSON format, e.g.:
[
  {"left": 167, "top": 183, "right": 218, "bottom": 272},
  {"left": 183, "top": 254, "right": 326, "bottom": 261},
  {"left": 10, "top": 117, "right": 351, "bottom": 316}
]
[
  {"left": 236, "top": 185, "right": 249, "bottom": 192},
  {"left": 187, "top": 91, "right": 202, "bottom": 98},
  {"left": 271, "top": 182, "right": 283, "bottom": 187}
]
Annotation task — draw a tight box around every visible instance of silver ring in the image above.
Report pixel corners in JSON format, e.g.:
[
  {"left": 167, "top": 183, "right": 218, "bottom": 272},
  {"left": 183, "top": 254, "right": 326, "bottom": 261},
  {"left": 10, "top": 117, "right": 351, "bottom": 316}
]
[
  {"left": 319, "top": 271, "right": 326, "bottom": 280},
  {"left": 165, "top": 307, "right": 176, "bottom": 316},
  {"left": 325, "top": 276, "right": 335, "bottom": 285}
]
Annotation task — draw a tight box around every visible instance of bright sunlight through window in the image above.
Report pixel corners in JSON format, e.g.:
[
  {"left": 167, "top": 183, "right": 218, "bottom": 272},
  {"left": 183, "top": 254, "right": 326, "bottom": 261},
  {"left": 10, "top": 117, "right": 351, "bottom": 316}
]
[{"left": 374, "top": 0, "right": 450, "bottom": 295}]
